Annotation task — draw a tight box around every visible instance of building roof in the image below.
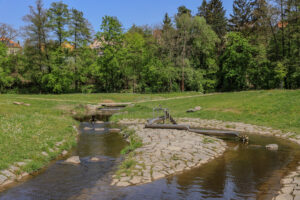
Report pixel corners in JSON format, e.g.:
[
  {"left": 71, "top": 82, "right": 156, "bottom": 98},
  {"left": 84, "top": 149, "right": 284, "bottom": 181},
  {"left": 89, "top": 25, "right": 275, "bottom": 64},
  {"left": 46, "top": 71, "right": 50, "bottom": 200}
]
[{"left": 0, "top": 38, "right": 21, "bottom": 48}]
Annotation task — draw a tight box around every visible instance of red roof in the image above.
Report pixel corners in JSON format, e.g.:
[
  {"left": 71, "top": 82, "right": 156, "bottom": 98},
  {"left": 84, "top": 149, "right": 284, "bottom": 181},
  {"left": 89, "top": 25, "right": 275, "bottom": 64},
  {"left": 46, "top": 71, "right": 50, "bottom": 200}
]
[{"left": 0, "top": 38, "right": 21, "bottom": 48}]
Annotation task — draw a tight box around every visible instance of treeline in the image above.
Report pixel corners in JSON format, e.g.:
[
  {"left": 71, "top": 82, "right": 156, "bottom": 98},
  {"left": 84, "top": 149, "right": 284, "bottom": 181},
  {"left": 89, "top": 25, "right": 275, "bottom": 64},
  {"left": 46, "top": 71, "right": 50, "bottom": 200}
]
[{"left": 0, "top": 0, "right": 299, "bottom": 93}]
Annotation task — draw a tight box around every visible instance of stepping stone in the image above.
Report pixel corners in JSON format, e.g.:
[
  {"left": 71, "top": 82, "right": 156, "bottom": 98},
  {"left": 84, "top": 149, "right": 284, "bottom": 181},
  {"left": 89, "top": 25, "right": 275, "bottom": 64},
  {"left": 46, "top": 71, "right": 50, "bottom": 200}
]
[{"left": 64, "top": 156, "right": 81, "bottom": 164}]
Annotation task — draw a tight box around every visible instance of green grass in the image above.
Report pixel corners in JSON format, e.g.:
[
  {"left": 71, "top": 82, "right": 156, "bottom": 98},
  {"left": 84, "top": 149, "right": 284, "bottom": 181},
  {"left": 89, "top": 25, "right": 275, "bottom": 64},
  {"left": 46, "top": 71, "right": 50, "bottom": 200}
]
[
  {"left": 120, "top": 128, "right": 142, "bottom": 155},
  {"left": 111, "top": 90, "right": 300, "bottom": 135}
]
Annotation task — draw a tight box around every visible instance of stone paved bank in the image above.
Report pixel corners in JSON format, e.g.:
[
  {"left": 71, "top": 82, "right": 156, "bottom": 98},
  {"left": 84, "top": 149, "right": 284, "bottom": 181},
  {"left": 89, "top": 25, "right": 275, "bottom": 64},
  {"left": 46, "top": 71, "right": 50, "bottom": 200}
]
[
  {"left": 111, "top": 124, "right": 227, "bottom": 187},
  {"left": 274, "top": 165, "right": 300, "bottom": 200}
]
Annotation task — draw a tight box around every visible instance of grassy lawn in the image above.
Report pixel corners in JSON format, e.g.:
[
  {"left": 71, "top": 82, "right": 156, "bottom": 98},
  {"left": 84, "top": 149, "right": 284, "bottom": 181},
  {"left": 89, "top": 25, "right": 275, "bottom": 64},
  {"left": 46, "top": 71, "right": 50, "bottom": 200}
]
[
  {"left": 112, "top": 90, "right": 300, "bottom": 135},
  {"left": 0, "top": 92, "right": 199, "bottom": 172}
]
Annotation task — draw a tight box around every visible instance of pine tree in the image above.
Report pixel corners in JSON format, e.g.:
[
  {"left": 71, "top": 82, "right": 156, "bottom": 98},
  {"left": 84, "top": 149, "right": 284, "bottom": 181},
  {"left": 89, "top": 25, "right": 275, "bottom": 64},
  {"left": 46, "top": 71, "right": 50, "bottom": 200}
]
[
  {"left": 69, "top": 8, "right": 91, "bottom": 49},
  {"left": 197, "top": 0, "right": 227, "bottom": 39},
  {"left": 198, "top": 0, "right": 208, "bottom": 18},
  {"left": 229, "top": 0, "right": 253, "bottom": 34},
  {"left": 47, "top": 1, "right": 70, "bottom": 45},
  {"left": 163, "top": 13, "right": 172, "bottom": 30}
]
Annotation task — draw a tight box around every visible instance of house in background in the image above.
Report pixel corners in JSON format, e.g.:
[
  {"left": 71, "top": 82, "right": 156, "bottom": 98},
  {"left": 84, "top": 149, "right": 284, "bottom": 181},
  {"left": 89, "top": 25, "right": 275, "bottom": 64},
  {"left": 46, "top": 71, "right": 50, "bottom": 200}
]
[{"left": 0, "top": 38, "right": 22, "bottom": 55}]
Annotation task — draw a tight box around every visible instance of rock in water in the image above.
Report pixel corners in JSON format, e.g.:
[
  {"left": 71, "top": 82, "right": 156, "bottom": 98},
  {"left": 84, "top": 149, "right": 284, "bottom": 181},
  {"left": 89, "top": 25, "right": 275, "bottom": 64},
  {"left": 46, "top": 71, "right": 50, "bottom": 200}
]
[
  {"left": 65, "top": 156, "right": 81, "bottom": 164},
  {"left": 90, "top": 157, "right": 101, "bottom": 162},
  {"left": 109, "top": 128, "right": 121, "bottom": 133},
  {"left": 266, "top": 144, "right": 279, "bottom": 150}
]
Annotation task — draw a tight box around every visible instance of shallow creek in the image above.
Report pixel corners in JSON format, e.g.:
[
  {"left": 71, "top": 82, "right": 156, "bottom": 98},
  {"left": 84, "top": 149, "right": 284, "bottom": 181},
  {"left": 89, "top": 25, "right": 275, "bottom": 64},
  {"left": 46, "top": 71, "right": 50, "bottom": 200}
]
[{"left": 0, "top": 121, "right": 299, "bottom": 200}]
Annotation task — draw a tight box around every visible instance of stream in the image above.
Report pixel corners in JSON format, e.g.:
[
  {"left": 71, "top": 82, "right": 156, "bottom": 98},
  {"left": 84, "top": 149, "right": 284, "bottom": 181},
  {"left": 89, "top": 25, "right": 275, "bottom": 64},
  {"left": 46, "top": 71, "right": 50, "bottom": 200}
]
[{"left": 0, "top": 116, "right": 299, "bottom": 199}]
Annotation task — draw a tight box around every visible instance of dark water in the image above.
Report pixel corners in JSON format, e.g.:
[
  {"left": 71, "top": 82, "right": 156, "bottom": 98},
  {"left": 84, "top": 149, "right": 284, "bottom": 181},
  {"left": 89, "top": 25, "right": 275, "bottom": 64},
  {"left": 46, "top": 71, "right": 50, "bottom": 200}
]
[{"left": 0, "top": 123, "right": 299, "bottom": 200}]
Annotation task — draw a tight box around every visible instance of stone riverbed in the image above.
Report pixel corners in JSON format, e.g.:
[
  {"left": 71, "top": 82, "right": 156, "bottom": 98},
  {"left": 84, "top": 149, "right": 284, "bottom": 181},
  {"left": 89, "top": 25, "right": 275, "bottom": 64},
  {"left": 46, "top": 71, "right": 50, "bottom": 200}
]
[{"left": 111, "top": 124, "right": 227, "bottom": 187}]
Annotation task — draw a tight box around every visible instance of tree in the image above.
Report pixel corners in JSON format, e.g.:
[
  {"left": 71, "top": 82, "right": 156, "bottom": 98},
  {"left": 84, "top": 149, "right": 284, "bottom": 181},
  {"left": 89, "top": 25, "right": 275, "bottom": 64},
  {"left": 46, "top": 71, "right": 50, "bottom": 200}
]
[
  {"left": 0, "top": 23, "right": 18, "bottom": 44},
  {"left": 69, "top": 8, "right": 92, "bottom": 91},
  {"left": 96, "top": 16, "right": 124, "bottom": 92},
  {"left": 23, "top": 0, "right": 50, "bottom": 92},
  {"left": 69, "top": 8, "right": 91, "bottom": 49},
  {"left": 175, "top": 12, "right": 193, "bottom": 91},
  {"left": 220, "top": 32, "right": 255, "bottom": 91},
  {"left": 197, "top": 0, "right": 227, "bottom": 39},
  {"left": 175, "top": 13, "right": 219, "bottom": 91},
  {"left": 47, "top": 1, "right": 70, "bottom": 45},
  {"left": 163, "top": 13, "right": 172, "bottom": 29},
  {"left": 0, "top": 43, "right": 13, "bottom": 92},
  {"left": 229, "top": 0, "right": 253, "bottom": 34},
  {"left": 177, "top": 6, "right": 192, "bottom": 17}
]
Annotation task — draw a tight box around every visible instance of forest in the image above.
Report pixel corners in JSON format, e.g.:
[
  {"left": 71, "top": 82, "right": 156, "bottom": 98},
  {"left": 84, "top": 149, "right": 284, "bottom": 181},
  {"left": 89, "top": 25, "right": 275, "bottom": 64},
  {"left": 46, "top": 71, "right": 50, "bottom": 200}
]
[{"left": 0, "top": 0, "right": 299, "bottom": 94}]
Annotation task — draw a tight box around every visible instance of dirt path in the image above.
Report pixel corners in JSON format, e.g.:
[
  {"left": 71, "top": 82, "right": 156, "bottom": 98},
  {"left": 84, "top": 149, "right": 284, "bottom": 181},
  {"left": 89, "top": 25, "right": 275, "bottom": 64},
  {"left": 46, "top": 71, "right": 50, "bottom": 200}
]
[{"left": 12, "top": 93, "right": 216, "bottom": 104}]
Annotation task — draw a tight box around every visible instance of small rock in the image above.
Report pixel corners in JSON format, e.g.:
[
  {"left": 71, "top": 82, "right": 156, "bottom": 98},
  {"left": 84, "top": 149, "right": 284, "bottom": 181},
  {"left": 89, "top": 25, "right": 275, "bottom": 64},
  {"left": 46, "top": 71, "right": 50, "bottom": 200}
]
[
  {"left": 15, "top": 162, "right": 26, "bottom": 167},
  {"left": 294, "top": 177, "right": 300, "bottom": 185},
  {"left": 266, "top": 144, "right": 279, "bottom": 150},
  {"left": 0, "top": 174, "right": 7, "bottom": 184},
  {"left": 94, "top": 128, "right": 105, "bottom": 132},
  {"left": 61, "top": 150, "right": 68, "bottom": 156},
  {"left": 1, "top": 170, "right": 16, "bottom": 179},
  {"left": 194, "top": 106, "right": 202, "bottom": 111},
  {"left": 116, "top": 181, "right": 130, "bottom": 187},
  {"left": 83, "top": 127, "right": 93, "bottom": 131},
  {"left": 90, "top": 157, "right": 101, "bottom": 162},
  {"left": 109, "top": 128, "right": 121, "bottom": 133},
  {"left": 275, "top": 194, "right": 293, "bottom": 200},
  {"left": 282, "top": 178, "right": 293, "bottom": 184},
  {"left": 56, "top": 141, "right": 64, "bottom": 146},
  {"left": 152, "top": 172, "right": 165, "bottom": 180},
  {"left": 42, "top": 151, "right": 48, "bottom": 156},
  {"left": 13, "top": 102, "right": 24, "bottom": 105},
  {"left": 130, "top": 176, "right": 142, "bottom": 184},
  {"left": 9, "top": 165, "right": 20, "bottom": 173},
  {"left": 167, "top": 146, "right": 182, "bottom": 151},
  {"left": 64, "top": 156, "right": 81, "bottom": 164},
  {"left": 281, "top": 186, "right": 293, "bottom": 194}
]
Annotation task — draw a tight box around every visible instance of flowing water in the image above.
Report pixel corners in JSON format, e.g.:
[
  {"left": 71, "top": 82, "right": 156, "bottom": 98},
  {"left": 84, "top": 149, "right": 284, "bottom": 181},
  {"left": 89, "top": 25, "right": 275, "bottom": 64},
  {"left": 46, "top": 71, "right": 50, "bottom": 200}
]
[{"left": 0, "top": 120, "right": 299, "bottom": 200}]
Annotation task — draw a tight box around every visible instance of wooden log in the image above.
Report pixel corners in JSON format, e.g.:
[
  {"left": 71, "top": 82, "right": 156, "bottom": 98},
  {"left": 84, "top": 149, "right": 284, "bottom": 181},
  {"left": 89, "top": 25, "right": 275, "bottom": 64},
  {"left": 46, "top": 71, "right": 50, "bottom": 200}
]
[
  {"left": 145, "top": 124, "right": 189, "bottom": 130},
  {"left": 188, "top": 129, "right": 239, "bottom": 137},
  {"left": 145, "top": 123, "right": 240, "bottom": 138}
]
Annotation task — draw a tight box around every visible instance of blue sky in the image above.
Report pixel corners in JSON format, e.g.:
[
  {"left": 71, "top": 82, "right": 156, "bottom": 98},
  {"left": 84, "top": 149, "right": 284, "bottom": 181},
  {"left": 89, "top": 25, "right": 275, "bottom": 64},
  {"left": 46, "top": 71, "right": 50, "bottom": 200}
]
[{"left": 0, "top": 0, "right": 234, "bottom": 33}]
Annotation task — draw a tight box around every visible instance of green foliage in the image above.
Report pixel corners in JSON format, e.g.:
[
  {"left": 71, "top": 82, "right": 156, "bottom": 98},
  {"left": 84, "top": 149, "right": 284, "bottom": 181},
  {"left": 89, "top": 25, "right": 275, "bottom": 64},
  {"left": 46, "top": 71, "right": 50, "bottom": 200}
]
[
  {"left": 2, "top": 0, "right": 300, "bottom": 94},
  {"left": 220, "top": 32, "right": 255, "bottom": 91}
]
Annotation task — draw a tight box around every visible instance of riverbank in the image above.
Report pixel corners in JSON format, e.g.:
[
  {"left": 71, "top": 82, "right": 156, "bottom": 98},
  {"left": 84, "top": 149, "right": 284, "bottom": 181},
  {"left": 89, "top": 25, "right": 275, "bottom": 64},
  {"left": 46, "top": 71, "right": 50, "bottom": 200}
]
[{"left": 111, "top": 123, "right": 226, "bottom": 186}]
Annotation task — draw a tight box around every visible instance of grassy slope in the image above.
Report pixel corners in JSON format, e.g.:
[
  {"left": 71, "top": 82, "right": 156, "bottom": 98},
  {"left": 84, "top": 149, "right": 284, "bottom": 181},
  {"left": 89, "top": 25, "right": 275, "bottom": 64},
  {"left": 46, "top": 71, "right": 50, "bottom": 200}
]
[
  {"left": 112, "top": 90, "right": 300, "bottom": 135},
  {"left": 0, "top": 92, "right": 199, "bottom": 172}
]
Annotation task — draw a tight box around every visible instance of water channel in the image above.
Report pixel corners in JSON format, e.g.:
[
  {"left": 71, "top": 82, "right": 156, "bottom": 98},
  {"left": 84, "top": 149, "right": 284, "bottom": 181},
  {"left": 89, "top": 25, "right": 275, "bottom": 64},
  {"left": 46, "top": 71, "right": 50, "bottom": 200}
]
[{"left": 0, "top": 114, "right": 299, "bottom": 200}]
